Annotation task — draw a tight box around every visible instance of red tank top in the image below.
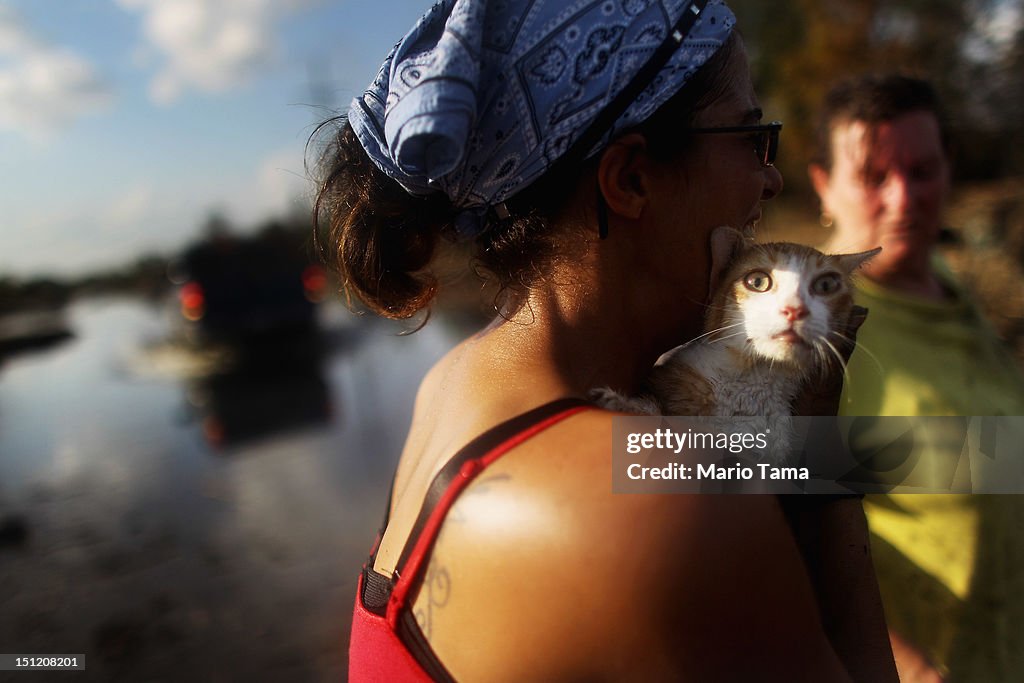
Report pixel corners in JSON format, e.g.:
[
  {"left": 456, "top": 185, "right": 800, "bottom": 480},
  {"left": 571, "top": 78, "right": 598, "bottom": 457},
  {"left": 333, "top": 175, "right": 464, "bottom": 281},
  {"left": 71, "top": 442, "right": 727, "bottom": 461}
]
[{"left": 348, "top": 398, "right": 592, "bottom": 682}]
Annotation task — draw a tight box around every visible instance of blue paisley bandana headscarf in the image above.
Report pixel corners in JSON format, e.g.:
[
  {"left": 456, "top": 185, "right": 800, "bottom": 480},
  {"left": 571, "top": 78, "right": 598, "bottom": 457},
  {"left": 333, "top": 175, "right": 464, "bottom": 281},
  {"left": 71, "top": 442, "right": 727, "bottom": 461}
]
[{"left": 348, "top": 0, "right": 735, "bottom": 230}]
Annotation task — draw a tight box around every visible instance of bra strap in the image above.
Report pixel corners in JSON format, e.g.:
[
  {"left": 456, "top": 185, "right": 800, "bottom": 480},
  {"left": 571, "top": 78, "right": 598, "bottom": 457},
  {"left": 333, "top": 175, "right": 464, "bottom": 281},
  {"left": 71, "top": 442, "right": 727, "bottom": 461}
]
[{"left": 386, "top": 397, "right": 592, "bottom": 626}]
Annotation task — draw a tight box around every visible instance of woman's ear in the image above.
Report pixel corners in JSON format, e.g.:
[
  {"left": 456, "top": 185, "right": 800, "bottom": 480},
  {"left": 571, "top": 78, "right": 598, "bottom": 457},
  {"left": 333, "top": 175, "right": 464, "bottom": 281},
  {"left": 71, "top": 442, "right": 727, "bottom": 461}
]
[
  {"left": 808, "top": 163, "right": 832, "bottom": 210},
  {"left": 596, "top": 133, "right": 651, "bottom": 220}
]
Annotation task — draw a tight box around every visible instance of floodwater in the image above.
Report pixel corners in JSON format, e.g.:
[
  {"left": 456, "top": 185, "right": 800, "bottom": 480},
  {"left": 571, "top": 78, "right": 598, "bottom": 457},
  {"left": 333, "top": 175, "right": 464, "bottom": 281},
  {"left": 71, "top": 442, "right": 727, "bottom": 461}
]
[{"left": 0, "top": 296, "right": 473, "bottom": 681}]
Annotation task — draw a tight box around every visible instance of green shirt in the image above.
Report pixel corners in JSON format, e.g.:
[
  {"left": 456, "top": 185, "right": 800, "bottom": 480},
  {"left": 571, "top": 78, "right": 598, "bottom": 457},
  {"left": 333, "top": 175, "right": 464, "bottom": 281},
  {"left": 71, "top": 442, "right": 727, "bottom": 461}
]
[
  {"left": 840, "top": 262, "right": 1024, "bottom": 680},
  {"left": 842, "top": 264, "right": 1024, "bottom": 417}
]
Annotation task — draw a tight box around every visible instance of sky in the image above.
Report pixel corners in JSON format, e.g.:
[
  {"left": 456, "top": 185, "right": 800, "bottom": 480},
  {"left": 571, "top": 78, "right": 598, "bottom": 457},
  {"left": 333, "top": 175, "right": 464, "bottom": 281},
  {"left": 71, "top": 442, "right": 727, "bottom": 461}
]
[
  {"left": 3, "top": 0, "right": 1020, "bottom": 279},
  {"left": 0, "top": 0, "right": 430, "bottom": 278}
]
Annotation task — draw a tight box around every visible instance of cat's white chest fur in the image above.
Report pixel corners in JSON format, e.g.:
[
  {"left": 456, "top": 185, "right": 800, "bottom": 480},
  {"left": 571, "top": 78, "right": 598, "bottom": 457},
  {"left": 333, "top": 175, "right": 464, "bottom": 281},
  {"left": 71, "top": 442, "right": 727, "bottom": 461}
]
[
  {"left": 663, "top": 344, "right": 799, "bottom": 462},
  {"left": 592, "top": 344, "right": 802, "bottom": 462},
  {"left": 681, "top": 345, "right": 799, "bottom": 418}
]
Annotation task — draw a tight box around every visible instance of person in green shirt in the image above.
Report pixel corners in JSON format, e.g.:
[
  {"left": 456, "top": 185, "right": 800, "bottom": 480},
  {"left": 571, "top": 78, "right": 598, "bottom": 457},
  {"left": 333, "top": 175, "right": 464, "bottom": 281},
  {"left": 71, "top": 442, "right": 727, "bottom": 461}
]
[{"left": 809, "top": 73, "right": 1024, "bottom": 682}]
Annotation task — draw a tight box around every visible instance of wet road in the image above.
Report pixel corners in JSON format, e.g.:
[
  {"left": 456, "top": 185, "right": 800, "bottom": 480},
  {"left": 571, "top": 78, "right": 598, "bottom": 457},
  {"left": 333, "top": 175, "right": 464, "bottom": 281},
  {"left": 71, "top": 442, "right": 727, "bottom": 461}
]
[{"left": 0, "top": 296, "right": 471, "bottom": 681}]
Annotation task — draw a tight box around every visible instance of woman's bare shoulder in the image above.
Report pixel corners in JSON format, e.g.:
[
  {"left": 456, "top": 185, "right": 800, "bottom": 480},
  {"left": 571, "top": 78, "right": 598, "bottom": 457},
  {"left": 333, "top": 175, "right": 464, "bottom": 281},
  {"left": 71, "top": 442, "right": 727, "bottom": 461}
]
[
  {"left": 490, "top": 408, "right": 798, "bottom": 563},
  {"left": 422, "top": 409, "right": 850, "bottom": 681}
]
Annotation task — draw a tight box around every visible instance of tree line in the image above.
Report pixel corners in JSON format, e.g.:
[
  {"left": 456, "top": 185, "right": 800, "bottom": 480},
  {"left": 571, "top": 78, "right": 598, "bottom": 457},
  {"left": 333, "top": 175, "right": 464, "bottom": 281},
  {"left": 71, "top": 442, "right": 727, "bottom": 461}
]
[{"left": 731, "top": 0, "right": 1024, "bottom": 191}]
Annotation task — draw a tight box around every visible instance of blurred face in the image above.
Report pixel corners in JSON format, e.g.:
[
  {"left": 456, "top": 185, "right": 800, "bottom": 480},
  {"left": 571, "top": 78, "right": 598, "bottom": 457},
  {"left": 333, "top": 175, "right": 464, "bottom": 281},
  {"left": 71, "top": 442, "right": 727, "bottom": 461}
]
[{"left": 812, "top": 111, "right": 950, "bottom": 281}]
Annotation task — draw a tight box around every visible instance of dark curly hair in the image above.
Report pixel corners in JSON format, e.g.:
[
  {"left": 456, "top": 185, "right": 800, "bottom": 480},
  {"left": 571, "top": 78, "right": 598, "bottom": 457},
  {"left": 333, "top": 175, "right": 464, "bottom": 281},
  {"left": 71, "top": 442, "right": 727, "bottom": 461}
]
[{"left": 811, "top": 73, "right": 952, "bottom": 172}]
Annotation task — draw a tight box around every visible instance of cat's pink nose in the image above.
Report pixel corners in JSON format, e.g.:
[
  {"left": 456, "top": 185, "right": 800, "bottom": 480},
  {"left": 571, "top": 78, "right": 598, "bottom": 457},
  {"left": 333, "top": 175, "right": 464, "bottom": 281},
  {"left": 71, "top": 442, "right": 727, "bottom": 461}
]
[{"left": 781, "top": 305, "right": 808, "bottom": 321}]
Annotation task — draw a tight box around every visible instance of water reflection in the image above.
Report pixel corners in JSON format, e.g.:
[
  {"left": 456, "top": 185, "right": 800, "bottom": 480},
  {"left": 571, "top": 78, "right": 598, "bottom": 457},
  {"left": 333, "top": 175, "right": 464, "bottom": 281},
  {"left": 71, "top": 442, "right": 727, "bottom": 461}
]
[
  {"left": 0, "top": 309, "right": 74, "bottom": 364},
  {"left": 184, "top": 334, "right": 333, "bottom": 451},
  {"left": 0, "top": 295, "right": 474, "bottom": 681}
]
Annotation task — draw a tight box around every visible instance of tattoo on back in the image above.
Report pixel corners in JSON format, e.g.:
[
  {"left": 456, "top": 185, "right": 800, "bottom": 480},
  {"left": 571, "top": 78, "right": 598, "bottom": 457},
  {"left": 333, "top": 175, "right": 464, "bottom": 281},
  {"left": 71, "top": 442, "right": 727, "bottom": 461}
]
[{"left": 414, "top": 564, "right": 452, "bottom": 639}]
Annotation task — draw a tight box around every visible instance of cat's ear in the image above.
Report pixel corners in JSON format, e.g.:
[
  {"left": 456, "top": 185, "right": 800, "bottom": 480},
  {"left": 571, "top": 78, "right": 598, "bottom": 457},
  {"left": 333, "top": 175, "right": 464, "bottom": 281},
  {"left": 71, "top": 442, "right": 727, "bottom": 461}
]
[
  {"left": 708, "top": 226, "right": 748, "bottom": 289},
  {"left": 836, "top": 246, "right": 882, "bottom": 272}
]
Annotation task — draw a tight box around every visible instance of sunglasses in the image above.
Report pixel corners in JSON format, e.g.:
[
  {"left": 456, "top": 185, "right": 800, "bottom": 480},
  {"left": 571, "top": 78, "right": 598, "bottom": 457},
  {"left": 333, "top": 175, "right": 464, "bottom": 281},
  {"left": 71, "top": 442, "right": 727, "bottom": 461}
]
[{"left": 688, "top": 120, "right": 783, "bottom": 166}]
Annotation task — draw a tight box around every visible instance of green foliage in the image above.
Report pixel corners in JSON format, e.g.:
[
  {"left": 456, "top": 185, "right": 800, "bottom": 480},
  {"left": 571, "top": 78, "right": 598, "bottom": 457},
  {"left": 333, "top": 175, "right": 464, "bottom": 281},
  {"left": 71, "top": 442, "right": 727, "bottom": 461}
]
[
  {"left": 0, "top": 276, "right": 72, "bottom": 314},
  {"left": 1, "top": 210, "right": 319, "bottom": 309}
]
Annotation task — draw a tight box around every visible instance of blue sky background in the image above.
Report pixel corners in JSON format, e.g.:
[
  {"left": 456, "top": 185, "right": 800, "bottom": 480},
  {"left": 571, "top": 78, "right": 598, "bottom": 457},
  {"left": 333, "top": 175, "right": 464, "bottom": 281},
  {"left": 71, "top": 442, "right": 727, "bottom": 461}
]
[
  {"left": 1, "top": 0, "right": 429, "bottom": 278},
  {"left": 4, "top": 1, "right": 1020, "bottom": 279}
]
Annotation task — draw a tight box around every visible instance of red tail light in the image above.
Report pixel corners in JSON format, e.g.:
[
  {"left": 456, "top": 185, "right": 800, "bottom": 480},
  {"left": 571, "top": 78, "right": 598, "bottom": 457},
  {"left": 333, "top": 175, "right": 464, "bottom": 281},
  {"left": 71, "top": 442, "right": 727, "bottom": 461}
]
[
  {"left": 180, "top": 282, "right": 205, "bottom": 321},
  {"left": 302, "top": 265, "right": 328, "bottom": 302}
]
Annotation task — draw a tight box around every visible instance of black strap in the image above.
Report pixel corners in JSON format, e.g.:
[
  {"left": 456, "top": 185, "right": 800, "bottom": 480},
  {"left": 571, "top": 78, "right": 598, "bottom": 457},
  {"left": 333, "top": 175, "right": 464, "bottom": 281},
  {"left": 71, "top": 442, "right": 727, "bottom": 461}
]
[
  {"left": 398, "top": 610, "right": 458, "bottom": 683},
  {"left": 360, "top": 466, "right": 400, "bottom": 617},
  {"left": 395, "top": 397, "right": 591, "bottom": 572},
  {"left": 500, "top": 0, "right": 709, "bottom": 221},
  {"left": 560, "top": 0, "right": 706, "bottom": 170},
  {"left": 361, "top": 398, "right": 591, "bottom": 596},
  {"left": 359, "top": 397, "right": 591, "bottom": 679},
  {"left": 360, "top": 566, "right": 393, "bottom": 616},
  {"left": 555, "top": 3, "right": 707, "bottom": 173}
]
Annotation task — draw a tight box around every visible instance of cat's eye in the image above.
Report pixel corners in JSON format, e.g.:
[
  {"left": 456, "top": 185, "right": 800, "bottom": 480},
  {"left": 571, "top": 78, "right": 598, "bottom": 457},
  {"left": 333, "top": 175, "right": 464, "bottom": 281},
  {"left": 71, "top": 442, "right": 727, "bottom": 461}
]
[
  {"left": 812, "top": 273, "right": 842, "bottom": 295},
  {"left": 743, "top": 271, "right": 773, "bottom": 292}
]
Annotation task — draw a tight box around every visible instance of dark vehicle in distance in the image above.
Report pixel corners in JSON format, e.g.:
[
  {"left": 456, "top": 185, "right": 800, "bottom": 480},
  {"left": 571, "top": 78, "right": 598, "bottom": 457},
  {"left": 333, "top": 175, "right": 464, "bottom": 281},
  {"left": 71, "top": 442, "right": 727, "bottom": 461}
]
[
  {"left": 188, "top": 352, "right": 333, "bottom": 450},
  {"left": 174, "top": 226, "right": 327, "bottom": 344}
]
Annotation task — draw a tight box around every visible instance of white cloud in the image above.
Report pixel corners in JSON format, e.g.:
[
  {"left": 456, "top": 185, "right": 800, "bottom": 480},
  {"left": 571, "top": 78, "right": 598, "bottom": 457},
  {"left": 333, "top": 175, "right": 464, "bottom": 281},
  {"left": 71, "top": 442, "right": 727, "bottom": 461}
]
[
  {"left": 256, "top": 147, "right": 310, "bottom": 210},
  {"left": 2, "top": 188, "right": 193, "bottom": 277},
  {"left": 116, "top": 0, "right": 316, "bottom": 104},
  {"left": 101, "top": 184, "right": 157, "bottom": 235},
  {"left": 211, "top": 146, "right": 311, "bottom": 228},
  {"left": 0, "top": 6, "right": 112, "bottom": 139}
]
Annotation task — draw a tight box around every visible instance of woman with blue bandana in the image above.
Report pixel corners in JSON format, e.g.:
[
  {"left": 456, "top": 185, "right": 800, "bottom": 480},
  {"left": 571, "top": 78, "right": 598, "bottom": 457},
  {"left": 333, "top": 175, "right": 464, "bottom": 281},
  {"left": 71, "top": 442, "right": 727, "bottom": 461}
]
[{"left": 314, "top": 1, "right": 898, "bottom": 680}]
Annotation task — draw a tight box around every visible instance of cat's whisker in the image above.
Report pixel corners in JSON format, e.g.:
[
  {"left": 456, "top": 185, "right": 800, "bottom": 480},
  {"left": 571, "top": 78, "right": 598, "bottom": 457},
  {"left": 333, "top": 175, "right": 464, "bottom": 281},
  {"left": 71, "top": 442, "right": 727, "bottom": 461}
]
[
  {"left": 686, "top": 295, "right": 733, "bottom": 312},
  {"left": 820, "top": 337, "right": 852, "bottom": 387},
  {"left": 710, "top": 330, "right": 748, "bottom": 342},
  {"left": 814, "top": 342, "right": 836, "bottom": 378},
  {"left": 699, "top": 302, "right": 737, "bottom": 315},
  {"left": 683, "top": 322, "right": 745, "bottom": 346},
  {"left": 809, "top": 342, "right": 826, "bottom": 379},
  {"left": 829, "top": 331, "right": 886, "bottom": 376},
  {"left": 706, "top": 330, "right": 748, "bottom": 346}
]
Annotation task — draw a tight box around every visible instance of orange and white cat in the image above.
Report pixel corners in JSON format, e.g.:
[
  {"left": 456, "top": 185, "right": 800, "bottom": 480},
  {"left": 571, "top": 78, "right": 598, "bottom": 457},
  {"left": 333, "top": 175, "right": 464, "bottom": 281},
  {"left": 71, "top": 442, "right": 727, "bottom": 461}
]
[{"left": 594, "top": 232, "right": 878, "bottom": 461}]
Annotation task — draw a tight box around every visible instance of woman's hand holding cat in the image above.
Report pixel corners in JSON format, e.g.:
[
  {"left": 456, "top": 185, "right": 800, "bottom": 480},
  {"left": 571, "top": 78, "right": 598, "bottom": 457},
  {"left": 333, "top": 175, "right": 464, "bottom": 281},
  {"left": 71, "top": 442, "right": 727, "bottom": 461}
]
[
  {"left": 792, "top": 305, "right": 869, "bottom": 416},
  {"left": 784, "top": 304, "right": 899, "bottom": 677}
]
